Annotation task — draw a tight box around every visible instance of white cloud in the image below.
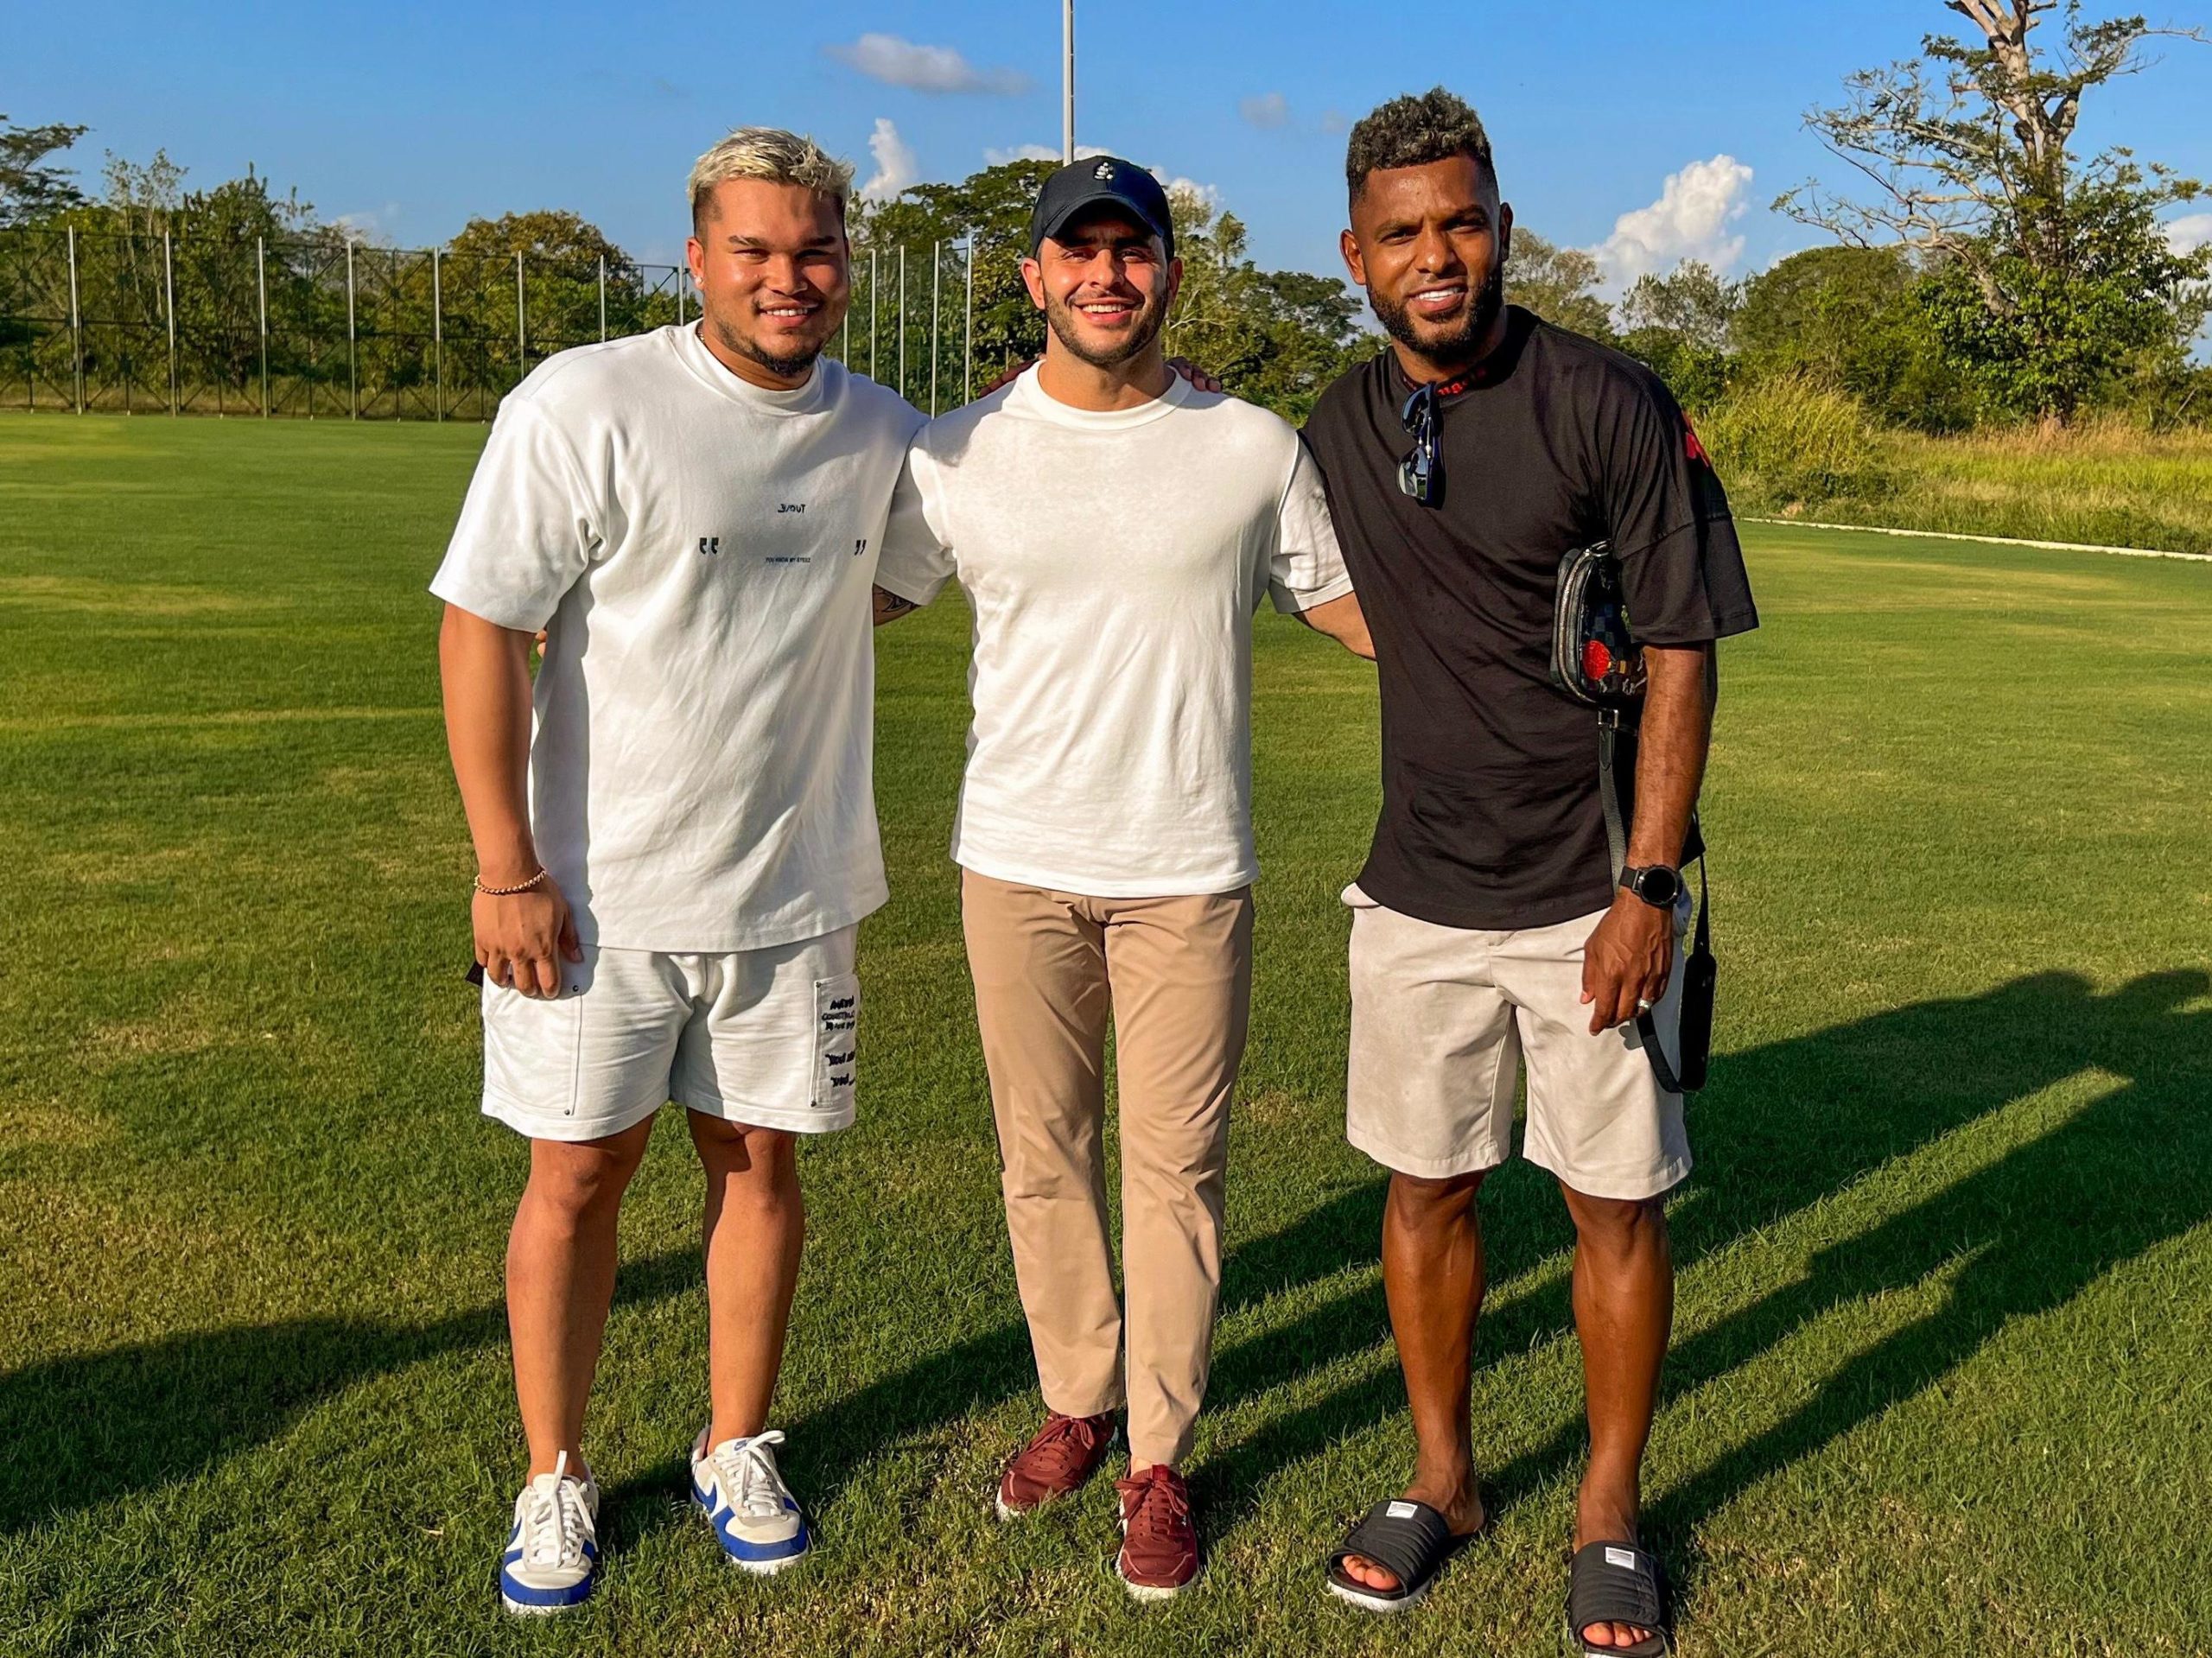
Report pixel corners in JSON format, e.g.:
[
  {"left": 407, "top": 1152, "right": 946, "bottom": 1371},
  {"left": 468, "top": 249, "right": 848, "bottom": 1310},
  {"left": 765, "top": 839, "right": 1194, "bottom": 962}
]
[
  {"left": 982, "top": 142, "right": 1110, "bottom": 166},
  {"left": 1590, "top": 155, "right": 1754, "bottom": 288},
  {"left": 826, "top": 34, "right": 1028, "bottom": 95},
  {"left": 333, "top": 202, "right": 401, "bottom": 242},
  {"left": 860, "top": 118, "right": 919, "bottom": 202},
  {"left": 1157, "top": 174, "right": 1221, "bottom": 212},
  {"left": 2165, "top": 212, "right": 2212, "bottom": 255},
  {"left": 1239, "top": 92, "right": 1289, "bottom": 130}
]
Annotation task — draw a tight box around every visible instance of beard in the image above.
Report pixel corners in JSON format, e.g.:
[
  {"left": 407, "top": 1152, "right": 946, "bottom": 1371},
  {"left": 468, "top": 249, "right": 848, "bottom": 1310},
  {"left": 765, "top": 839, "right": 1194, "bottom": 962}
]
[
  {"left": 1043, "top": 284, "right": 1169, "bottom": 370},
  {"left": 707, "top": 308, "right": 831, "bottom": 382},
  {"left": 1370, "top": 251, "right": 1505, "bottom": 368}
]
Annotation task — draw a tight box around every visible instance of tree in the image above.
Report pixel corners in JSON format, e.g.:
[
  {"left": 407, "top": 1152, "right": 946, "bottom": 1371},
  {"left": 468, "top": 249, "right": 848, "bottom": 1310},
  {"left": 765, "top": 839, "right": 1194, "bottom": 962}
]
[
  {"left": 1733, "top": 245, "right": 1974, "bottom": 430},
  {"left": 1777, "top": 1, "right": 2209, "bottom": 422},
  {"left": 1504, "top": 231, "right": 1611, "bottom": 339},
  {"left": 0, "top": 115, "right": 88, "bottom": 226}
]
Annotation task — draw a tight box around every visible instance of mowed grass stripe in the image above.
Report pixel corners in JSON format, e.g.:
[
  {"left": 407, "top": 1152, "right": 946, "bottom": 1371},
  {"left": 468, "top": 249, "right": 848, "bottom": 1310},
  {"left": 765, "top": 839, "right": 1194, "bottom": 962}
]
[{"left": 3, "top": 414, "right": 2208, "bottom": 1656}]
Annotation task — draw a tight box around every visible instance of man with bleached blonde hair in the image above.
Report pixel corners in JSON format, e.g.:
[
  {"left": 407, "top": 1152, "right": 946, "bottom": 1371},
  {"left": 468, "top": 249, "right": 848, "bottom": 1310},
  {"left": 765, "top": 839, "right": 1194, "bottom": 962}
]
[{"left": 434, "top": 125, "right": 922, "bottom": 1614}]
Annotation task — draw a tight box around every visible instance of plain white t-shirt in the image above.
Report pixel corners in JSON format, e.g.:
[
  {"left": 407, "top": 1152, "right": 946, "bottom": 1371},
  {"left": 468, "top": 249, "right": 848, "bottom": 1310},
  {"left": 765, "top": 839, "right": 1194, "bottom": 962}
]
[
  {"left": 431, "top": 324, "right": 924, "bottom": 951},
  {"left": 874, "top": 367, "right": 1354, "bottom": 897}
]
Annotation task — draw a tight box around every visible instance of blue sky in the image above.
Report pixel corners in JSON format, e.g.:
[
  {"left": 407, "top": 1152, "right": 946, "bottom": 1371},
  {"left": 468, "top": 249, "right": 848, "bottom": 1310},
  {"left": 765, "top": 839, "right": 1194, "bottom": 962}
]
[{"left": 9, "top": 0, "right": 2209, "bottom": 284}]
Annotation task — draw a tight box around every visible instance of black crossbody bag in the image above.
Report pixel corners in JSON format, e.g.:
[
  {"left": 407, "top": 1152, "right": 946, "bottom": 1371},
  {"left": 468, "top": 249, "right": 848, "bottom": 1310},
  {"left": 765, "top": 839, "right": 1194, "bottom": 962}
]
[{"left": 1550, "top": 542, "right": 1716, "bottom": 1094}]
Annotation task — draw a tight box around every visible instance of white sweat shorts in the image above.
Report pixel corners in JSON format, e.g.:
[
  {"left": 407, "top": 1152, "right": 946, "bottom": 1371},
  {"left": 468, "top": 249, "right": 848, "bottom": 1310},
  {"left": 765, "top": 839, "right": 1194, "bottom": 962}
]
[
  {"left": 1344, "top": 885, "right": 1691, "bottom": 1200},
  {"left": 479, "top": 926, "right": 861, "bottom": 1143}
]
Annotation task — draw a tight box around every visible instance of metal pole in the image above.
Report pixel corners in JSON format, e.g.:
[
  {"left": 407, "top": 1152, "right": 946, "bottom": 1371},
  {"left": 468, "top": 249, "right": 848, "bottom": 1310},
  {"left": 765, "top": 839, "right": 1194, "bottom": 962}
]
[
  {"left": 965, "top": 230, "right": 976, "bottom": 403},
  {"left": 68, "top": 226, "right": 84, "bottom": 414},
  {"left": 868, "top": 250, "right": 878, "bottom": 378},
  {"left": 432, "top": 247, "right": 443, "bottom": 422},
  {"left": 346, "top": 240, "right": 359, "bottom": 419},
  {"left": 164, "top": 228, "right": 178, "bottom": 416},
  {"left": 598, "top": 256, "right": 607, "bottom": 342},
  {"left": 677, "top": 264, "right": 687, "bottom": 327},
  {"left": 515, "top": 251, "right": 526, "bottom": 386},
  {"left": 930, "top": 240, "right": 942, "bottom": 416},
  {"left": 1063, "top": 0, "right": 1076, "bottom": 162},
  {"left": 256, "top": 236, "right": 268, "bottom": 416},
  {"left": 897, "top": 245, "right": 906, "bottom": 401}
]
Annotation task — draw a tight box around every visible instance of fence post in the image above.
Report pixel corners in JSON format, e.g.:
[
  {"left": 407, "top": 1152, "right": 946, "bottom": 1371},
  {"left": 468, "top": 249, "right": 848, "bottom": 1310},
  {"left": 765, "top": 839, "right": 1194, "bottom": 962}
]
[
  {"left": 256, "top": 236, "right": 269, "bottom": 416},
  {"left": 964, "top": 230, "right": 976, "bottom": 404},
  {"left": 930, "top": 240, "right": 942, "bottom": 416},
  {"left": 431, "top": 246, "right": 443, "bottom": 422},
  {"left": 598, "top": 256, "right": 607, "bottom": 343},
  {"left": 868, "top": 250, "right": 879, "bottom": 379},
  {"left": 677, "top": 264, "right": 686, "bottom": 327},
  {"left": 164, "top": 229, "right": 179, "bottom": 416},
  {"left": 897, "top": 245, "right": 906, "bottom": 402},
  {"left": 346, "top": 240, "right": 359, "bottom": 419},
  {"left": 67, "top": 226, "right": 85, "bottom": 414}
]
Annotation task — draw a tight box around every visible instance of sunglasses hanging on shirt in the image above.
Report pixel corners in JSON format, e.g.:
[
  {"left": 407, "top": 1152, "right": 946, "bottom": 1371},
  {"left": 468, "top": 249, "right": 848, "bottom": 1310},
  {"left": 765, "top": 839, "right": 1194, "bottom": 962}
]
[{"left": 1395, "top": 371, "right": 1476, "bottom": 506}]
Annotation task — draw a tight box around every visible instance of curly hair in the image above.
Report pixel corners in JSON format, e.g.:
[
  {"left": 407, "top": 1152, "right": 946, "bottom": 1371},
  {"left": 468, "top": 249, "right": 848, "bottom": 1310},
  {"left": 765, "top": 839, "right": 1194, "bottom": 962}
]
[{"left": 1344, "top": 87, "right": 1495, "bottom": 203}]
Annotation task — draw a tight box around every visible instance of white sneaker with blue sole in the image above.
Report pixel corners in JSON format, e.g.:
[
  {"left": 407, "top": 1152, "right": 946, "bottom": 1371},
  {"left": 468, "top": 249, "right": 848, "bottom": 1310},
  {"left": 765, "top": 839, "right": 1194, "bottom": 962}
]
[
  {"left": 499, "top": 1451, "right": 601, "bottom": 1616},
  {"left": 691, "top": 1427, "right": 810, "bottom": 1574}
]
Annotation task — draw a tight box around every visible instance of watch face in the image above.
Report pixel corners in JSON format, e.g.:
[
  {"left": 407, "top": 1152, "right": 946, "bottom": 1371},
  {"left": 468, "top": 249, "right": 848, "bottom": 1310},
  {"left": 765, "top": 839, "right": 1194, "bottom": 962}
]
[{"left": 1635, "top": 867, "right": 1681, "bottom": 906}]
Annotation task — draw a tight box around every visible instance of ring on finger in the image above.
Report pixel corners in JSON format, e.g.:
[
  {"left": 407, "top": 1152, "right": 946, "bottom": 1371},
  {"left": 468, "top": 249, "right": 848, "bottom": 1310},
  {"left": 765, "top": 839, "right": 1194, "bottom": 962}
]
[{"left": 1635, "top": 996, "right": 1654, "bottom": 1013}]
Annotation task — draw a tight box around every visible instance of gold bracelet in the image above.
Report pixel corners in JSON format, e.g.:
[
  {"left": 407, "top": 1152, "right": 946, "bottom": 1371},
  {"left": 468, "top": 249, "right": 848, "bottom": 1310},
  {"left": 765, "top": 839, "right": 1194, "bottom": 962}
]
[{"left": 474, "top": 867, "right": 549, "bottom": 897}]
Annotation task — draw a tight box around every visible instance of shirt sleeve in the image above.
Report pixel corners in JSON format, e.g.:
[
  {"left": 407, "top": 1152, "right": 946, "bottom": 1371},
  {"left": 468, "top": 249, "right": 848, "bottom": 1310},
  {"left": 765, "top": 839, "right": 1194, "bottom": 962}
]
[
  {"left": 428, "top": 397, "right": 597, "bottom": 632},
  {"left": 1268, "top": 439, "right": 1357, "bottom": 614},
  {"left": 873, "top": 442, "right": 955, "bottom": 607},
  {"left": 1593, "top": 372, "right": 1760, "bottom": 647}
]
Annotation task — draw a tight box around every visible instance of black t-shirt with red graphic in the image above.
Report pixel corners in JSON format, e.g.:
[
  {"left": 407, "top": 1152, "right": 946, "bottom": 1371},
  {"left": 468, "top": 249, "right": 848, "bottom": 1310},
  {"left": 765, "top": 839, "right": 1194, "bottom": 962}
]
[{"left": 1301, "top": 306, "right": 1759, "bottom": 931}]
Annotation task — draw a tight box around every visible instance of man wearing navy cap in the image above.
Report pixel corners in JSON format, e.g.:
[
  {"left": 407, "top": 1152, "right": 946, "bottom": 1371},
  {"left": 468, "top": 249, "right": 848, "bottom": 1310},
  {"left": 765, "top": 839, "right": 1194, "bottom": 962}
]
[{"left": 874, "top": 156, "right": 1371, "bottom": 1598}]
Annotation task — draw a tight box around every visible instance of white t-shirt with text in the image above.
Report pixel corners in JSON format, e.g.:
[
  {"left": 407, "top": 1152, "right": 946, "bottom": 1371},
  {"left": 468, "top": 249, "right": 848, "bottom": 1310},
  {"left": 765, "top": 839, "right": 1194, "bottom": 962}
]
[
  {"left": 874, "top": 367, "right": 1354, "bottom": 897},
  {"left": 431, "top": 324, "right": 924, "bottom": 951}
]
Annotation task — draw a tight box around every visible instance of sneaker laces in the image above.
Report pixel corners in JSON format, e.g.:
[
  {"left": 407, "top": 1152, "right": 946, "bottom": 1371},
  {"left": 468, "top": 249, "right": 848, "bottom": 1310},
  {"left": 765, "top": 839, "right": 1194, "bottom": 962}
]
[
  {"left": 521, "top": 1450, "right": 588, "bottom": 1569},
  {"left": 1024, "top": 1413, "right": 1104, "bottom": 1478},
  {"left": 1118, "top": 1468, "right": 1191, "bottom": 1540},
  {"left": 709, "top": 1430, "right": 792, "bottom": 1521}
]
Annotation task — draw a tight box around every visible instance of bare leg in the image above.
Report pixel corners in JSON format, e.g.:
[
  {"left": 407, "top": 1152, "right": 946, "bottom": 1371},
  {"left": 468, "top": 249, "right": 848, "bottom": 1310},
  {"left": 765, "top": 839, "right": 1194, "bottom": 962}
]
[
  {"left": 508, "top": 1117, "right": 658, "bottom": 1477},
  {"left": 1338, "top": 1168, "right": 1491, "bottom": 1593},
  {"left": 1561, "top": 1185, "right": 1673, "bottom": 1650},
  {"left": 690, "top": 1114, "right": 804, "bottom": 1444}
]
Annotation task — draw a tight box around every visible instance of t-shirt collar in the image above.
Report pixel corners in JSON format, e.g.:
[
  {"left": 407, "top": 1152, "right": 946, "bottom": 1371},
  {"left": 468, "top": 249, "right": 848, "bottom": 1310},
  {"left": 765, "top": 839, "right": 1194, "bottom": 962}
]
[
  {"left": 1010, "top": 363, "right": 1192, "bottom": 429},
  {"left": 671, "top": 321, "right": 831, "bottom": 414},
  {"left": 1389, "top": 304, "right": 1536, "bottom": 403}
]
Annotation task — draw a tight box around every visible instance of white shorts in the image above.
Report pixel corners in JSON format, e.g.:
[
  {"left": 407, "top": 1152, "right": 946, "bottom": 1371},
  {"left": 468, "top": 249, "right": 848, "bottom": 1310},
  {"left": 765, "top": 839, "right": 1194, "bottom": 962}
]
[
  {"left": 1344, "top": 885, "right": 1691, "bottom": 1200},
  {"left": 479, "top": 926, "right": 861, "bottom": 1143}
]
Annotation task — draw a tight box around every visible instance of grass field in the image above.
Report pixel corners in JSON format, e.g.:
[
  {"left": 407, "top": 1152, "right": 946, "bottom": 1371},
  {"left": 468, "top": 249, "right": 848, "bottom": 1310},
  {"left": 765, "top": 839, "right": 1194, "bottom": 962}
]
[{"left": 4, "top": 413, "right": 2209, "bottom": 1657}]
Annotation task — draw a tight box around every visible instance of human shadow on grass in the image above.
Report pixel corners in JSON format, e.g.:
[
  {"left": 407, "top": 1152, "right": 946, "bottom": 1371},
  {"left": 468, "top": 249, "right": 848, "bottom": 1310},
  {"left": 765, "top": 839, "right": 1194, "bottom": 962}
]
[
  {"left": 1190, "top": 969, "right": 2212, "bottom": 1585},
  {"left": 0, "top": 1247, "right": 706, "bottom": 1537}
]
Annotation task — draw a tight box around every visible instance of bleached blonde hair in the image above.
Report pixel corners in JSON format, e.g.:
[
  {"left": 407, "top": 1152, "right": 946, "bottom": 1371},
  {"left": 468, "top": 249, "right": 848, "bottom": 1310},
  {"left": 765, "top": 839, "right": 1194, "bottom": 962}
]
[{"left": 688, "top": 128, "right": 855, "bottom": 229}]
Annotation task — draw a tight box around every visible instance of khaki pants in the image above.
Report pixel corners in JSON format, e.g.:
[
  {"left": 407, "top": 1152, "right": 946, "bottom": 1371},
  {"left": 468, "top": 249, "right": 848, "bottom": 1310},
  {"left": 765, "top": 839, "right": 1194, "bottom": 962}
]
[{"left": 961, "top": 869, "right": 1254, "bottom": 1469}]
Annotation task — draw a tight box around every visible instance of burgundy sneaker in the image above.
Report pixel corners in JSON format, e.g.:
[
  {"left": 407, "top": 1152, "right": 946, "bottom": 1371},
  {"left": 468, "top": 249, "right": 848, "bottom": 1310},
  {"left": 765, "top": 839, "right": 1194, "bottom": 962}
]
[
  {"left": 1115, "top": 1464, "right": 1198, "bottom": 1600},
  {"left": 995, "top": 1411, "right": 1116, "bottom": 1520}
]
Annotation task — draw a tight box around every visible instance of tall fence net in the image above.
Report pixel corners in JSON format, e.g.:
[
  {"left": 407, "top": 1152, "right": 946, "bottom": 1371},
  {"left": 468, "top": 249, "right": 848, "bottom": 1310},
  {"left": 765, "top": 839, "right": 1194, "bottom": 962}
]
[{"left": 0, "top": 229, "right": 979, "bottom": 420}]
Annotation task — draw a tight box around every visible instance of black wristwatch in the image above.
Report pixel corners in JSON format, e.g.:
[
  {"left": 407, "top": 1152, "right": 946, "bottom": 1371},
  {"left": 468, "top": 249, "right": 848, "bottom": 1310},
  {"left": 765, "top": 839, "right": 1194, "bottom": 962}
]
[{"left": 1619, "top": 864, "right": 1681, "bottom": 909}]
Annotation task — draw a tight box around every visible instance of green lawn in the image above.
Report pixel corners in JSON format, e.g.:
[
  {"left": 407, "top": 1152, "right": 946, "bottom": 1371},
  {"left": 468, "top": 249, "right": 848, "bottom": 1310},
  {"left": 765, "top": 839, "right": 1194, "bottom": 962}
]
[{"left": 3, "top": 414, "right": 2209, "bottom": 1657}]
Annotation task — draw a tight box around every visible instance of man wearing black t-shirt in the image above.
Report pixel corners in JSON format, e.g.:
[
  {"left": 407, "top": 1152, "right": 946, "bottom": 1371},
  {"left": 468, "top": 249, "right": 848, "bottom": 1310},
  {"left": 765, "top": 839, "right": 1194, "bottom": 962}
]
[{"left": 1304, "top": 91, "right": 1758, "bottom": 1654}]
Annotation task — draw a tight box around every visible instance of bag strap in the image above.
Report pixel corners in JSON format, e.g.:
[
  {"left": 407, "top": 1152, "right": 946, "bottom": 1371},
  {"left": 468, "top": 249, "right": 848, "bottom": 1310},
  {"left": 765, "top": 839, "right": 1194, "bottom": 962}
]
[{"left": 1599, "top": 718, "right": 1713, "bottom": 1096}]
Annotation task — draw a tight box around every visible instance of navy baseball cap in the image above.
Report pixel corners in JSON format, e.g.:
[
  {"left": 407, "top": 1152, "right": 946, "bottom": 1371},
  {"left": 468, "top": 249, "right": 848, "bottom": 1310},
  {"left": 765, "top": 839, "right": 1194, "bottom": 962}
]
[{"left": 1028, "top": 156, "right": 1176, "bottom": 259}]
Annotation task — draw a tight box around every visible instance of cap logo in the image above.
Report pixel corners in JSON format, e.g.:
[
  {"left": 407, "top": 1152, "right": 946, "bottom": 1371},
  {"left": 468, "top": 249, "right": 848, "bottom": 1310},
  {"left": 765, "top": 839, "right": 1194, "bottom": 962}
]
[{"left": 1093, "top": 160, "right": 1115, "bottom": 181}]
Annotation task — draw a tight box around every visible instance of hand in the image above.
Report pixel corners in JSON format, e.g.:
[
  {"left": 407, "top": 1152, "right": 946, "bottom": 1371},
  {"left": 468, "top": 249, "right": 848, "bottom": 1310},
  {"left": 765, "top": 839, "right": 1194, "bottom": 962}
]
[
  {"left": 1166, "top": 357, "right": 1223, "bottom": 393},
  {"left": 473, "top": 876, "right": 584, "bottom": 1000},
  {"left": 1580, "top": 891, "right": 1674, "bottom": 1035},
  {"left": 978, "top": 357, "right": 1033, "bottom": 397}
]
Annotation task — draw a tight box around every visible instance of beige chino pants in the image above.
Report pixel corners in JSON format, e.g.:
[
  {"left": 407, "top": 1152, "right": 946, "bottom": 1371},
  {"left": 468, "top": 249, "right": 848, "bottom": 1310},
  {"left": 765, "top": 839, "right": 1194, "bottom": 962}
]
[{"left": 961, "top": 869, "right": 1254, "bottom": 1470}]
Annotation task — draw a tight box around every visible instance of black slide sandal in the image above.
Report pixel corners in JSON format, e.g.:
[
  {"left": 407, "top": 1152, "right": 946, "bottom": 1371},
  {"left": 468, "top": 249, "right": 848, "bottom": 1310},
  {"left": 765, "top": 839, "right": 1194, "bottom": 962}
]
[
  {"left": 1324, "top": 1499, "right": 1464, "bottom": 1613},
  {"left": 1564, "top": 1540, "right": 1674, "bottom": 1655}
]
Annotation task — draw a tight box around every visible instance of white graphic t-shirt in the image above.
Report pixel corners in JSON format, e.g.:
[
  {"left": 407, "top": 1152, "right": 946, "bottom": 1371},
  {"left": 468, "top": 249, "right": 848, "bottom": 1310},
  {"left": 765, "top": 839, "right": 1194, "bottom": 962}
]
[
  {"left": 431, "top": 324, "right": 925, "bottom": 950},
  {"left": 874, "top": 367, "right": 1354, "bottom": 897}
]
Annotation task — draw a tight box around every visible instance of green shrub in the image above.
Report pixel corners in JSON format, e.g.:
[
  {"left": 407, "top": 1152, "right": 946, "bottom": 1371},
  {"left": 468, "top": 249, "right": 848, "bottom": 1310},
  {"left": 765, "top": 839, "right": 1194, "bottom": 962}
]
[{"left": 1697, "top": 372, "right": 1890, "bottom": 510}]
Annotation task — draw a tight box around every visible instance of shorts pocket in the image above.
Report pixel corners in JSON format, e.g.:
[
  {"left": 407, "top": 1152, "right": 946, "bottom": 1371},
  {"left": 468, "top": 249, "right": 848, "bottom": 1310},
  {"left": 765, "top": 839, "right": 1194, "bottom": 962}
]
[
  {"left": 812, "top": 971, "right": 860, "bottom": 1113},
  {"left": 482, "top": 975, "right": 588, "bottom": 1120}
]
